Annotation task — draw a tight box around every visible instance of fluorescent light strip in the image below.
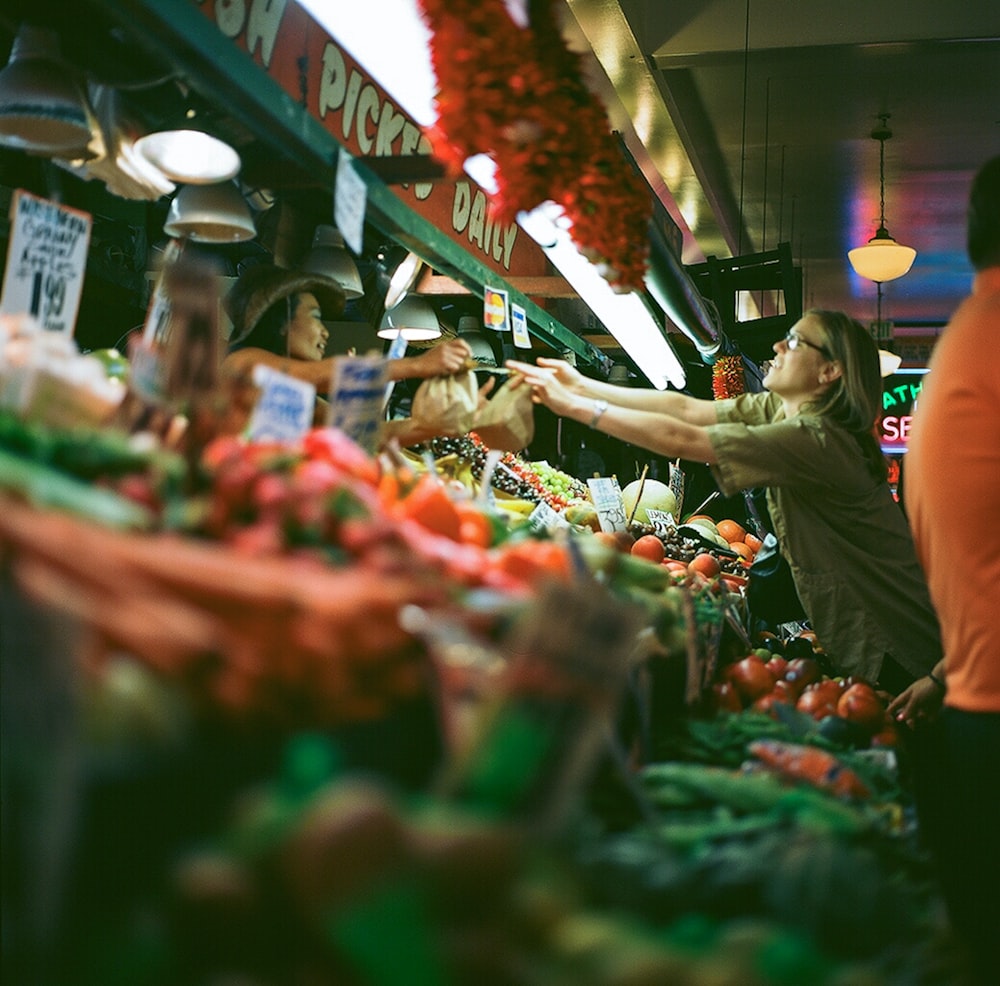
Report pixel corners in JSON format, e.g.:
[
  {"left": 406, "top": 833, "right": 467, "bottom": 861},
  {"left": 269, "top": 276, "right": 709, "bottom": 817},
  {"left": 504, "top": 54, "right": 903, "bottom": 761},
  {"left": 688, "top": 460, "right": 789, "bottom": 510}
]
[{"left": 519, "top": 207, "right": 686, "bottom": 390}]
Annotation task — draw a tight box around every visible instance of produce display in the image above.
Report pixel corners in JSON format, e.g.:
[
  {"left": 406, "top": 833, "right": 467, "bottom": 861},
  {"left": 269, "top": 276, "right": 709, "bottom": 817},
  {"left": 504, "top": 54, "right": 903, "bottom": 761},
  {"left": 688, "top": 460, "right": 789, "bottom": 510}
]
[{"left": 0, "top": 390, "right": 965, "bottom": 985}]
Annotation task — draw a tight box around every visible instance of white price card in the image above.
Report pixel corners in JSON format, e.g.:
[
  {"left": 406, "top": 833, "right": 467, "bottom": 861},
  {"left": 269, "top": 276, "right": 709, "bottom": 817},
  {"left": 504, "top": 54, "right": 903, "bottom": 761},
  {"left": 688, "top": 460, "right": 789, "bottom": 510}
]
[
  {"left": 528, "top": 500, "right": 570, "bottom": 533},
  {"left": 645, "top": 509, "right": 677, "bottom": 537},
  {"left": 0, "top": 190, "right": 92, "bottom": 334},
  {"left": 587, "top": 476, "right": 628, "bottom": 533},
  {"left": 334, "top": 148, "right": 367, "bottom": 256},
  {"left": 511, "top": 302, "right": 532, "bottom": 348},
  {"left": 245, "top": 365, "right": 316, "bottom": 443},
  {"left": 327, "top": 354, "right": 390, "bottom": 454}
]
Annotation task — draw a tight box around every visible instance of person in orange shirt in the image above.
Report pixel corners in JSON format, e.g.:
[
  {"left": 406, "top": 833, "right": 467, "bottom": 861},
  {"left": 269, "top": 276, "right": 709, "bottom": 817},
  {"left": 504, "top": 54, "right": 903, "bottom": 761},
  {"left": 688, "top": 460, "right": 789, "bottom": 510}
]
[{"left": 891, "top": 155, "right": 1000, "bottom": 983}]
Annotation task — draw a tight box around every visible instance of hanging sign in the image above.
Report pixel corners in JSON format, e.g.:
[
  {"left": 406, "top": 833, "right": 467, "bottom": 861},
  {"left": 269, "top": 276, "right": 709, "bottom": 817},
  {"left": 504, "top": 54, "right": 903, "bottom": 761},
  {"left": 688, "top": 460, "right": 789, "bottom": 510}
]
[
  {"left": 334, "top": 148, "right": 367, "bottom": 256},
  {"left": 484, "top": 285, "right": 510, "bottom": 333},
  {"left": 511, "top": 301, "right": 532, "bottom": 349},
  {"left": 0, "top": 190, "right": 92, "bottom": 334}
]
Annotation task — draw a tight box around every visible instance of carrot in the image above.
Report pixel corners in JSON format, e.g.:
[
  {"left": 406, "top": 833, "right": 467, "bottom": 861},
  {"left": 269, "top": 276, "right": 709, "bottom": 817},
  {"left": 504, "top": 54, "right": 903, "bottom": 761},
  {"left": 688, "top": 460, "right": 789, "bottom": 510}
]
[{"left": 747, "top": 739, "right": 871, "bottom": 800}]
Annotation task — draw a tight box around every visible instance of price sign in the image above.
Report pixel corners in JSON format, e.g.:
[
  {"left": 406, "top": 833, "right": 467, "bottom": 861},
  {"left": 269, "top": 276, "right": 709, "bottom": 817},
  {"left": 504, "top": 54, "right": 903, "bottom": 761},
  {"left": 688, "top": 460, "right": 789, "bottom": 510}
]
[
  {"left": 327, "top": 354, "right": 389, "bottom": 454},
  {"left": 587, "top": 476, "right": 628, "bottom": 532},
  {"left": 645, "top": 509, "right": 677, "bottom": 537},
  {"left": 245, "top": 365, "right": 316, "bottom": 442},
  {"left": 668, "top": 462, "right": 686, "bottom": 518},
  {"left": 527, "top": 500, "right": 570, "bottom": 533},
  {"left": 0, "top": 190, "right": 92, "bottom": 334},
  {"left": 334, "top": 148, "right": 367, "bottom": 256}
]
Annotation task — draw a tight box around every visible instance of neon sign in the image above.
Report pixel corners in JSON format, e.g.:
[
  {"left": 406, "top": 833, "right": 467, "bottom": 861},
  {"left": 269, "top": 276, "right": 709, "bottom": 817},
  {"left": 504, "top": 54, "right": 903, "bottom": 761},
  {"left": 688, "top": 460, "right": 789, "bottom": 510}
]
[{"left": 880, "top": 369, "right": 928, "bottom": 453}]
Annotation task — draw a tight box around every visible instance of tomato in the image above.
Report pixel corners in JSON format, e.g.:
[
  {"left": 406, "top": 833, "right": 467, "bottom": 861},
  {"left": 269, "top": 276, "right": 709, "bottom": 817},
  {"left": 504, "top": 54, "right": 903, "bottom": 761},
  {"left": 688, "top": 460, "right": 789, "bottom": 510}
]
[
  {"left": 491, "top": 539, "right": 572, "bottom": 585},
  {"left": 796, "top": 681, "right": 840, "bottom": 719},
  {"left": 455, "top": 504, "right": 495, "bottom": 548},
  {"left": 631, "top": 534, "right": 666, "bottom": 563},
  {"left": 394, "top": 473, "right": 463, "bottom": 541},
  {"left": 711, "top": 681, "right": 743, "bottom": 713},
  {"left": 784, "top": 657, "right": 822, "bottom": 689},
  {"left": 302, "top": 428, "right": 379, "bottom": 485},
  {"left": 727, "top": 655, "right": 776, "bottom": 703},
  {"left": 837, "top": 682, "right": 886, "bottom": 734},
  {"left": 765, "top": 655, "right": 788, "bottom": 679}
]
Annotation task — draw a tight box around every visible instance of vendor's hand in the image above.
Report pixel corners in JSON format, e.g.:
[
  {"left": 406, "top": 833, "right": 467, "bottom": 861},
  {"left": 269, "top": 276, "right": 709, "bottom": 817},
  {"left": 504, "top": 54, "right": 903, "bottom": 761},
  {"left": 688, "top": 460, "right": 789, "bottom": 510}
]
[
  {"left": 408, "top": 338, "right": 472, "bottom": 378},
  {"left": 887, "top": 675, "right": 944, "bottom": 729},
  {"left": 506, "top": 357, "right": 586, "bottom": 395},
  {"left": 504, "top": 359, "right": 584, "bottom": 419}
]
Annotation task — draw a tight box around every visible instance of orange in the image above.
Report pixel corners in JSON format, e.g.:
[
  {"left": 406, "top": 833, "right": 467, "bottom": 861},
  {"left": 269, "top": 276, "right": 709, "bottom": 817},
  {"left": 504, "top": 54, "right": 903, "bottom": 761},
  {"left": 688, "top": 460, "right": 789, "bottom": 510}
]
[
  {"left": 685, "top": 513, "right": 715, "bottom": 526},
  {"left": 728, "top": 541, "right": 755, "bottom": 560},
  {"left": 717, "top": 519, "right": 747, "bottom": 543},
  {"left": 688, "top": 552, "right": 721, "bottom": 578},
  {"left": 631, "top": 534, "right": 665, "bottom": 563},
  {"left": 745, "top": 532, "right": 764, "bottom": 553}
]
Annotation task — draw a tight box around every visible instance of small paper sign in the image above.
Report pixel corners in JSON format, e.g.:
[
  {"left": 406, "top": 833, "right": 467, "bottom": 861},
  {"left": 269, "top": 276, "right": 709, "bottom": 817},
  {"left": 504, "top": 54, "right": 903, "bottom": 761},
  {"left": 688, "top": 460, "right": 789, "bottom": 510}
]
[
  {"left": 587, "top": 476, "right": 628, "bottom": 533},
  {"left": 527, "top": 500, "right": 570, "bottom": 533},
  {"left": 645, "top": 509, "right": 677, "bottom": 537},
  {"left": 245, "top": 364, "right": 316, "bottom": 443},
  {"left": 0, "top": 190, "right": 92, "bottom": 334},
  {"left": 511, "top": 302, "right": 532, "bottom": 349},
  {"left": 668, "top": 462, "right": 686, "bottom": 519},
  {"left": 334, "top": 148, "right": 367, "bottom": 256},
  {"left": 327, "top": 354, "right": 390, "bottom": 454},
  {"left": 484, "top": 285, "right": 510, "bottom": 333}
]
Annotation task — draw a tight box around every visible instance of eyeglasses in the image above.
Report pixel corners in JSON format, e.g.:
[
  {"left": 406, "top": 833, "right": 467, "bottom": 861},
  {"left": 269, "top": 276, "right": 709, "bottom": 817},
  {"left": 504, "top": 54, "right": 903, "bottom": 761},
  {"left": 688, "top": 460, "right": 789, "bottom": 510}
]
[{"left": 784, "top": 330, "right": 833, "bottom": 360}]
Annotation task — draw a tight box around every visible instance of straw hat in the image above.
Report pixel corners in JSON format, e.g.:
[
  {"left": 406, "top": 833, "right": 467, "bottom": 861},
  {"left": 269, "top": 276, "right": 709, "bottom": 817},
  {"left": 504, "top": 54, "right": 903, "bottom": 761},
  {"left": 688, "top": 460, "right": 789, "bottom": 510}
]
[{"left": 226, "top": 263, "right": 346, "bottom": 345}]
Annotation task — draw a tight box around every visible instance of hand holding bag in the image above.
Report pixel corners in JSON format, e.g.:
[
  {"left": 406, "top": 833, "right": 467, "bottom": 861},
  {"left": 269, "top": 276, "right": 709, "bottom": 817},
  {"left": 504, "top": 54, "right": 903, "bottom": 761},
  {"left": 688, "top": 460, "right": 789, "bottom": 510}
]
[{"left": 410, "top": 368, "right": 479, "bottom": 438}]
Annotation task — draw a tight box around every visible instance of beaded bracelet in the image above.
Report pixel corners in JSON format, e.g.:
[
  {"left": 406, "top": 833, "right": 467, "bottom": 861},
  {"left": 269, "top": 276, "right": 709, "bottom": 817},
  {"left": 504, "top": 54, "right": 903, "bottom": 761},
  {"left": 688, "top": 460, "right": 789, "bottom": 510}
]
[{"left": 928, "top": 671, "right": 946, "bottom": 694}]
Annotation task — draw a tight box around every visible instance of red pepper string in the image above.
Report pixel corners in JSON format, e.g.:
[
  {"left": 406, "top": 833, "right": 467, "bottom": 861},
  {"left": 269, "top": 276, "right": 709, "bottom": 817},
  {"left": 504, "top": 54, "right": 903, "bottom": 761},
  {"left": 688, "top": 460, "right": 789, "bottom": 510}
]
[
  {"left": 416, "top": 0, "right": 652, "bottom": 291},
  {"left": 712, "top": 354, "right": 746, "bottom": 400}
]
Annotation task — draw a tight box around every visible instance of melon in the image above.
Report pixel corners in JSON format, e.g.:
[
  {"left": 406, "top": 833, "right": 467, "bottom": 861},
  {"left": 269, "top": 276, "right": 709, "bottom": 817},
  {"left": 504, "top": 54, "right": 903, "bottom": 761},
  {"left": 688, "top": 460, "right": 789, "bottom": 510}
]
[{"left": 621, "top": 479, "right": 677, "bottom": 525}]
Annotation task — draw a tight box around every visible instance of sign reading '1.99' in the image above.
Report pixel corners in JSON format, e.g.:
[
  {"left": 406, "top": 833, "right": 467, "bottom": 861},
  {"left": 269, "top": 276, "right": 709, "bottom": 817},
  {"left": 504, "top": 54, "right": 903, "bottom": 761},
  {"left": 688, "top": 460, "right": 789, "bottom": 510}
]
[{"left": 880, "top": 369, "right": 928, "bottom": 453}]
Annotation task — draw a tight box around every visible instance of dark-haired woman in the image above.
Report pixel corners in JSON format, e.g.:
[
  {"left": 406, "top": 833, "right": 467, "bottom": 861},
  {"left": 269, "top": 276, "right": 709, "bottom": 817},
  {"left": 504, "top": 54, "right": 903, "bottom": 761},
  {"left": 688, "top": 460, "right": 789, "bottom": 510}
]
[{"left": 508, "top": 309, "right": 942, "bottom": 689}]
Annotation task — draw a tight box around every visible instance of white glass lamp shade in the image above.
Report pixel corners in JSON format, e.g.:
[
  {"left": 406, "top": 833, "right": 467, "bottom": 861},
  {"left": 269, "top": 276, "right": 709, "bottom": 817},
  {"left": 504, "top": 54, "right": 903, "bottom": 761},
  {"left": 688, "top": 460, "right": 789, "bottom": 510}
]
[
  {"left": 848, "top": 228, "right": 917, "bottom": 283},
  {"left": 163, "top": 181, "right": 256, "bottom": 243},
  {"left": 301, "top": 225, "right": 363, "bottom": 300},
  {"left": 878, "top": 349, "right": 903, "bottom": 377},
  {"left": 134, "top": 129, "right": 241, "bottom": 184},
  {"left": 378, "top": 296, "right": 441, "bottom": 341},
  {"left": 0, "top": 25, "right": 92, "bottom": 154}
]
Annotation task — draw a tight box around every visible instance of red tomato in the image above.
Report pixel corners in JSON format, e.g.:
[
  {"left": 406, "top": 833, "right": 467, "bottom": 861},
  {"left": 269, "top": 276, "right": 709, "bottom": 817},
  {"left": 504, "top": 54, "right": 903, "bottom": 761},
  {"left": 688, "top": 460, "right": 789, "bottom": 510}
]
[
  {"left": 796, "top": 682, "right": 840, "bottom": 719},
  {"left": 711, "top": 681, "right": 743, "bottom": 713},
  {"left": 784, "top": 657, "right": 822, "bottom": 689},
  {"left": 631, "top": 534, "right": 666, "bottom": 563},
  {"left": 727, "top": 655, "right": 776, "bottom": 703},
  {"left": 455, "top": 505, "right": 495, "bottom": 548},
  {"left": 765, "top": 655, "right": 788, "bottom": 679},
  {"left": 395, "top": 474, "right": 463, "bottom": 541},
  {"left": 837, "top": 683, "right": 886, "bottom": 734}
]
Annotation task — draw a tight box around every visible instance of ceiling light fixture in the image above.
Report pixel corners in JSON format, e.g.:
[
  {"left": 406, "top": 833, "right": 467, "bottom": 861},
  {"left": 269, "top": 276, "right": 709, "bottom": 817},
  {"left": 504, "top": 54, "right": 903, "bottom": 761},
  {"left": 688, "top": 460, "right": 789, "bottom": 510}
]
[
  {"left": 134, "top": 129, "right": 241, "bottom": 184},
  {"left": 0, "top": 24, "right": 94, "bottom": 156},
  {"left": 848, "top": 114, "right": 916, "bottom": 283},
  {"left": 163, "top": 180, "right": 256, "bottom": 243},
  {"left": 301, "top": 225, "right": 364, "bottom": 300},
  {"left": 377, "top": 295, "right": 441, "bottom": 341}
]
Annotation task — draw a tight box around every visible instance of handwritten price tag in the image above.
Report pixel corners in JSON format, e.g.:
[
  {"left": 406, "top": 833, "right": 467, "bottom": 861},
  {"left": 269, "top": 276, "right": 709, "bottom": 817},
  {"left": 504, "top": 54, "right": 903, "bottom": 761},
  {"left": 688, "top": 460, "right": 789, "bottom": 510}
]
[{"left": 587, "top": 476, "right": 628, "bottom": 533}]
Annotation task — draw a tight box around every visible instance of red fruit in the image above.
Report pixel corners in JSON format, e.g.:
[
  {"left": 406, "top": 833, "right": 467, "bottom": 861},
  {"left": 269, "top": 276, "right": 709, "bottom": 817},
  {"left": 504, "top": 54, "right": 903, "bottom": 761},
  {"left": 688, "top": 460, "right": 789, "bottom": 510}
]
[
  {"left": 711, "top": 681, "right": 743, "bottom": 713},
  {"left": 837, "top": 683, "right": 886, "bottom": 734},
  {"left": 631, "top": 534, "right": 666, "bottom": 563},
  {"left": 765, "top": 656, "right": 788, "bottom": 679},
  {"left": 688, "top": 552, "right": 721, "bottom": 579},
  {"left": 784, "top": 657, "right": 822, "bottom": 689},
  {"left": 727, "top": 655, "right": 776, "bottom": 703},
  {"left": 772, "top": 678, "right": 802, "bottom": 702},
  {"left": 796, "top": 682, "right": 840, "bottom": 720}
]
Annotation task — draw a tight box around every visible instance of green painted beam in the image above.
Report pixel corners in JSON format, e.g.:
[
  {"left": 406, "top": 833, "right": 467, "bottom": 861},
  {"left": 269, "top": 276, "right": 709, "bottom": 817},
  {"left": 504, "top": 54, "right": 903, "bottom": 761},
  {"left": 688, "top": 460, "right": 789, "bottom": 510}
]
[{"left": 85, "top": 0, "right": 605, "bottom": 368}]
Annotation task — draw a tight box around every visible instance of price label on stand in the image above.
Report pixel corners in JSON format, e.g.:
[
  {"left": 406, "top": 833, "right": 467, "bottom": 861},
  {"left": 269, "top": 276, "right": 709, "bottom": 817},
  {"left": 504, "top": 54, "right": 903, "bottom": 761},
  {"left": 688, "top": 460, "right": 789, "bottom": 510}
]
[
  {"left": 527, "top": 500, "right": 570, "bottom": 533},
  {"left": 645, "top": 509, "right": 677, "bottom": 537},
  {"left": 327, "top": 355, "right": 389, "bottom": 454},
  {"left": 0, "top": 190, "right": 92, "bottom": 334},
  {"left": 245, "top": 365, "right": 316, "bottom": 443},
  {"left": 587, "top": 476, "right": 628, "bottom": 532}
]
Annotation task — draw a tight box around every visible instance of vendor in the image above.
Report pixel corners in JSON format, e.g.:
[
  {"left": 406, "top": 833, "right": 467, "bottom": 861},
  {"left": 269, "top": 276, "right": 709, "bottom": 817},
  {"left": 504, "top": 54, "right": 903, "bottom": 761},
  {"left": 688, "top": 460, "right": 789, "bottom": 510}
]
[
  {"left": 222, "top": 262, "right": 472, "bottom": 397},
  {"left": 508, "top": 309, "right": 942, "bottom": 693}
]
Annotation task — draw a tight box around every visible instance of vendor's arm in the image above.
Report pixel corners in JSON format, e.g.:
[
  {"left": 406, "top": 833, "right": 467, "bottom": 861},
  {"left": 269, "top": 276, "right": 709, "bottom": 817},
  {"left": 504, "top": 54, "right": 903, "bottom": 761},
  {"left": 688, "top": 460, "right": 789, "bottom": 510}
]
[
  {"left": 388, "top": 338, "right": 472, "bottom": 380},
  {"left": 506, "top": 357, "right": 719, "bottom": 425},
  {"left": 507, "top": 360, "right": 717, "bottom": 463}
]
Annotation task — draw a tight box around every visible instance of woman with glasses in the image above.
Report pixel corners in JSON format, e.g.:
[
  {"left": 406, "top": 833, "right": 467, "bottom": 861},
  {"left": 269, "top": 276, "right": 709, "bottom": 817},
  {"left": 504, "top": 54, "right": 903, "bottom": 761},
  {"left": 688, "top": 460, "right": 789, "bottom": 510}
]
[{"left": 507, "top": 309, "right": 942, "bottom": 692}]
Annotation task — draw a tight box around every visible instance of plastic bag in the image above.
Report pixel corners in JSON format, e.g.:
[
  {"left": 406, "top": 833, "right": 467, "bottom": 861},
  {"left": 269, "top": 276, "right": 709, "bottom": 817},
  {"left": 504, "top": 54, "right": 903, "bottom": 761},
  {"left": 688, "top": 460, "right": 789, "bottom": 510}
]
[
  {"left": 470, "top": 378, "right": 535, "bottom": 451},
  {"left": 410, "top": 368, "right": 479, "bottom": 437},
  {"left": 746, "top": 532, "right": 807, "bottom": 625}
]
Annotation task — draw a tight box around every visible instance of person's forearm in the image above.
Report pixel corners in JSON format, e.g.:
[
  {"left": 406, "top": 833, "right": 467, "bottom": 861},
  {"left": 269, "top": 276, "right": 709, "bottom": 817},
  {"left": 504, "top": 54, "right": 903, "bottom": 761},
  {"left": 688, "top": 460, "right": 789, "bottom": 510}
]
[
  {"left": 582, "top": 379, "right": 717, "bottom": 423},
  {"left": 565, "top": 397, "right": 717, "bottom": 463}
]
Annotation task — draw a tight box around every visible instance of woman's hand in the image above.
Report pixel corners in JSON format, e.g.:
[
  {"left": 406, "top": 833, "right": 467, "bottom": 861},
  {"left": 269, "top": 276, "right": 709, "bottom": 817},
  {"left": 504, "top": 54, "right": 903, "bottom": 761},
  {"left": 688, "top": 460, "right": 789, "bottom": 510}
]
[
  {"left": 887, "top": 675, "right": 945, "bottom": 729},
  {"left": 505, "top": 359, "right": 587, "bottom": 419},
  {"left": 398, "top": 338, "right": 472, "bottom": 379}
]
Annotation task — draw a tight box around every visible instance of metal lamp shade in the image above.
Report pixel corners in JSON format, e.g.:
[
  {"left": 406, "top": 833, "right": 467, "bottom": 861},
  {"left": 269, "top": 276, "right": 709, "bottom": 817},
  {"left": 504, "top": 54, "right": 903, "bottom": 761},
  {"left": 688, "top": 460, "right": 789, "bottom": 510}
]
[
  {"left": 0, "top": 25, "right": 92, "bottom": 155},
  {"left": 301, "top": 225, "right": 363, "bottom": 299},
  {"left": 163, "top": 181, "right": 256, "bottom": 243},
  {"left": 378, "top": 295, "right": 441, "bottom": 341},
  {"left": 134, "top": 129, "right": 241, "bottom": 184}
]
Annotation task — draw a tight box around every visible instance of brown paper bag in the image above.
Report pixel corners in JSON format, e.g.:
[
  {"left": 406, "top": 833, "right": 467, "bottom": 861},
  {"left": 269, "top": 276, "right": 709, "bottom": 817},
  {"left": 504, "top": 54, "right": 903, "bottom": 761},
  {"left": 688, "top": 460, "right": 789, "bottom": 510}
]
[
  {"left": 470, "top": 379, "right": 535, "bottom": 451},
  {"left": 411, "top": 369, "right": 479, "bottom": 437}
]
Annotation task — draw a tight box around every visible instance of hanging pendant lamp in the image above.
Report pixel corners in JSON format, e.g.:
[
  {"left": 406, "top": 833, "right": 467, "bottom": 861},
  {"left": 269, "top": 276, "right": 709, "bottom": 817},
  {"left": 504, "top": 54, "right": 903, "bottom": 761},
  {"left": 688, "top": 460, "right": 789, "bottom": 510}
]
[{"left": 848, "top": 114, "right": 916, "bottom": 283}]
